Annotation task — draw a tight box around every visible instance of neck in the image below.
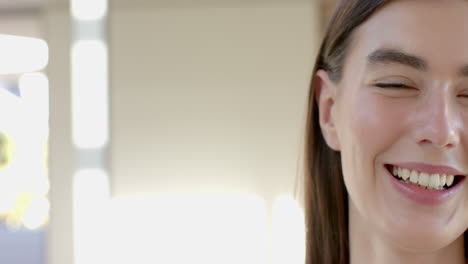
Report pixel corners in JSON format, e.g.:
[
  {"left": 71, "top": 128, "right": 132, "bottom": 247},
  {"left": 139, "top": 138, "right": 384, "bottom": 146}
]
[{"left": 349, "top": 202, "right": 466, "bottom": 264}]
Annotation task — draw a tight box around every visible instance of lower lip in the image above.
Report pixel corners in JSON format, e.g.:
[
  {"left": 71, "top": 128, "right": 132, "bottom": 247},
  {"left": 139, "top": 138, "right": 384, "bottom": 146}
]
[{"left": 385, "top": 166, "right": 464, "bottom": 206}]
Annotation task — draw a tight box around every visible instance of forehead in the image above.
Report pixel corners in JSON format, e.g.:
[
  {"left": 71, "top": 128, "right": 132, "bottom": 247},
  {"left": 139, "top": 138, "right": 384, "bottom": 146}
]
[{"left": 347, "top": 0, "right": 468, "bottom": 74}]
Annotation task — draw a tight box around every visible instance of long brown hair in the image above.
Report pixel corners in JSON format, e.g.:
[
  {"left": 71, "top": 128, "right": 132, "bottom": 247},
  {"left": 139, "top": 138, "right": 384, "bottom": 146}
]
[{"left": 303, "top": 0, "right": 468, "bottom": 263}]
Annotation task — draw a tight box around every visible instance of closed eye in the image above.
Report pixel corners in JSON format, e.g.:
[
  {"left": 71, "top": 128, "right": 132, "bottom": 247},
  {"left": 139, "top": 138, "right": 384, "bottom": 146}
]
[
  {"left": 373, "top": 83, "right": 419, "bottom": 98},
  {"left": 374, "top": 83, "right": 412, "bottom": 89},
  {"left": 457, "top": 89, "right": 468, "bottom": 98}
]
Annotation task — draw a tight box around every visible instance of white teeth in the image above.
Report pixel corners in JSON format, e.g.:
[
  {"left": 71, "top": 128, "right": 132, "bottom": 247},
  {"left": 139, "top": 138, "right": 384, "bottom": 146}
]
[
  {"left": 409, "top": 170, "right": 419, "bottom": 184},
  {"left": 418, "top": 173, "right": 429, "bottom": 187},
  {"left": 390, "top": 165, "right": 457, "bottom": 190},
  {"left": 446, "top": 175, "right": 454, "bottom": 187},
  {"left": 402, "top": 169, "right": 410, "bottom": 180},
  {"left": 429, "top": 174, "right": 440, "bottom": 189},
  {"left": 440, "top": 174, "right": 447, "bottom": 186}
]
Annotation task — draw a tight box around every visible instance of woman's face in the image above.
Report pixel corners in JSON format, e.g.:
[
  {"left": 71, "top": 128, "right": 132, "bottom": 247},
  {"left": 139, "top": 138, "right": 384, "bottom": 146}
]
[{"left": 320, "top": 0, "right": 468, "bottom": 252}]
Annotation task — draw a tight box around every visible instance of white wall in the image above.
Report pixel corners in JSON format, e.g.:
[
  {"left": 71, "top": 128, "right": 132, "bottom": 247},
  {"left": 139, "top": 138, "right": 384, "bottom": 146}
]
[
  {"left": 108, "top": 4, "right": 319, "bottom": 262},
  {"left": 111, "top": 2, "right": 319, "bottom": 202}
]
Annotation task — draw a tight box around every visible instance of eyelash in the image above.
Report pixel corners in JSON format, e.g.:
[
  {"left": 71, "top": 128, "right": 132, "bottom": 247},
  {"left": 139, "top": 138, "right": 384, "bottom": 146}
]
[
  {"left": 374, "top": 83, "right": 411, "bottom": 89},
  {"left": 375, "top": 84, "right": 468, "bottom": 98}
]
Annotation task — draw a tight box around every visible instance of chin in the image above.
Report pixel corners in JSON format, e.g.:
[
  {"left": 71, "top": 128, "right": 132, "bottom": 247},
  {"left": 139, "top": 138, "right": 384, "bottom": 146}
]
[{"left": 378, "top": 209, "right": 465, "bottom": 254}]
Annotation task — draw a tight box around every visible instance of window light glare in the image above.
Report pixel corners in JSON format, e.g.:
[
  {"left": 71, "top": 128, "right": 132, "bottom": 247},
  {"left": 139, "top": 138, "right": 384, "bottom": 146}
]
[
  {"left": 0, "top": 88, "right": 22, "bottom": 136},
  {"left": 101, "top": 194, "right": 268, "bottom": 264},
  {"left": 0, "top": 35, "right": 48, "bottom": 75},
  {"left": 0, "top": 191, "right": 16, "bottom": 214},
  {"left": 73, "top": 169, "right": 110, "bottom": 209},
  {"left": 19, "top": 72, "right": 49, "bottom": 122},
  {"left": 271, "top": 195, "right": 306, "bottom": 264},
  {"left": 22, "top": 196, "right": 50, "bottom": 230},
  {"left": 73, "top": 169, "right": 110, "bottom": 264},
  {"left": 19, "top": 72, "right": 49, "bottom": 102},
  {"left": 71, "top": 40, "right": 109, "bottom": 149},
  {"left": 71, "top": 0, "right": 107, "bottom": 21}
]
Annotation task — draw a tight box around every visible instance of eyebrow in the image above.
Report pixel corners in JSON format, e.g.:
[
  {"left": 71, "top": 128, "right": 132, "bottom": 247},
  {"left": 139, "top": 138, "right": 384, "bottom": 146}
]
[
  {"left": 367, "top": 48, "right": 429, "bottom": 71},
  {"left": 368, "top": 48, "right": 468, "bottom": 78}
]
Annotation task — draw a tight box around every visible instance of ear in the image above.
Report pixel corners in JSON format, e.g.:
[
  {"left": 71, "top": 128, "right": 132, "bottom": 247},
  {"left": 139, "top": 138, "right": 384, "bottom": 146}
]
[{"left": 314, "top": 69, "right": 341, "bottom": 151}]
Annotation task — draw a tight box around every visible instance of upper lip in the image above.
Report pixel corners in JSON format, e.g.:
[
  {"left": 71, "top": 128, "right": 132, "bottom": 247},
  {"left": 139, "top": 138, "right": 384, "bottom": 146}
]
[{"left": 390, "top": 162, "right": 466, "bottom": 176}]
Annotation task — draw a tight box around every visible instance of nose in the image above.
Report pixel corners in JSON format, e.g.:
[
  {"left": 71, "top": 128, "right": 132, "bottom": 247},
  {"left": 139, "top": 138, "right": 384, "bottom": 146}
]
[{"left": 414, "top": 93, "right": 460, "bottom": 149}]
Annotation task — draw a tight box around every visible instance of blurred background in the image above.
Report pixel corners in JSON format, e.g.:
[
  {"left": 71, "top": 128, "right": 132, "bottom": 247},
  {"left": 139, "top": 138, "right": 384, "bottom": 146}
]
[{"left": 0, "top": 0, "right": 335, "bottom": 263}]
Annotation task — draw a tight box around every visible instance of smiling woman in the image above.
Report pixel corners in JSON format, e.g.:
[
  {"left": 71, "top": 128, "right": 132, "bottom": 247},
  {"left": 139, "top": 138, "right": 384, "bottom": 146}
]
[{"left": 304, "top": 0, "right": 468, "bottom": 263}]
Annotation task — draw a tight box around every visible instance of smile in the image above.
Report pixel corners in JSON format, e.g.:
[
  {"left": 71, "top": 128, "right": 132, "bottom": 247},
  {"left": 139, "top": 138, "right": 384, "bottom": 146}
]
[
  {"left": 385, "top": 164, "right": 465, "bottom": 191},
  {"left": 384, "top": 164, "right": 466, "bottom": 205}
]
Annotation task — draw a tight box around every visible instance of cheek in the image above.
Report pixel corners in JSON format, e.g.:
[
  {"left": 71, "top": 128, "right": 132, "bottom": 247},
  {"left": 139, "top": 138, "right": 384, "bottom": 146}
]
[
  {"left": 351, "top": 95, "right": 407, "bottom": 144},
  {"left": 336, "top": 92, "right": 409, "bottom": 213},
  {"left": 339, "top": 92, "right": 417, "bottom": 165},
  {"left": 337, "top": 92, "right": 405, "bottom": 171}
]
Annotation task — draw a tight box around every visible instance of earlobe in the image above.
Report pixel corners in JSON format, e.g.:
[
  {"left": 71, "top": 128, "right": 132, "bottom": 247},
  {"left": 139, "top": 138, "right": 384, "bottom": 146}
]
[{"left": 314, "top": 69, "right": 341, "bottom": 151}]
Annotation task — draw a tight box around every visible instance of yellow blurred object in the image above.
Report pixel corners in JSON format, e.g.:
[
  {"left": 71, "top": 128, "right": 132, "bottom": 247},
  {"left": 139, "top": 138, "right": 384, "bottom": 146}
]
[
  {"left": 0, "top": 132, "right": 14, "bottom": 170},
  {"left": 0, "top": 132, "right": 50, "bottom": 229},
  {"left": 5, "top": 192, "right": 33, "bottom": 229},
  {"left": 2, "top": 192, "right": 49, "bottom": 230}
]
